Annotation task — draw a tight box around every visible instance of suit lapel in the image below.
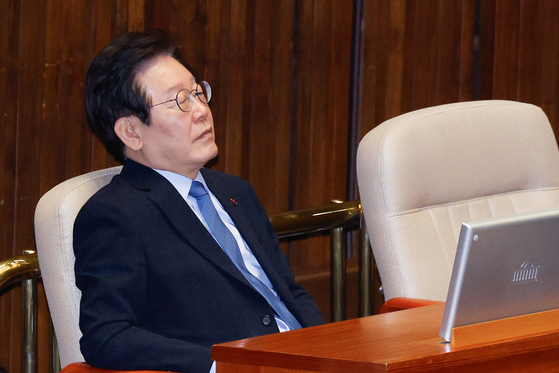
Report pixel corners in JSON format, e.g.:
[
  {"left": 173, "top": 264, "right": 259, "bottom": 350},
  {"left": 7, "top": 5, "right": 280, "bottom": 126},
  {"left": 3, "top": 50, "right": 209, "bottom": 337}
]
[
  {"left": 120, "top": 160, "right": 252, "bottom": 287},
  {"left": 201, "top": 169, "right": 285, "bottom": 294},
  {"left": 202, "top": 170, "right": 264, "bottom": 255}
]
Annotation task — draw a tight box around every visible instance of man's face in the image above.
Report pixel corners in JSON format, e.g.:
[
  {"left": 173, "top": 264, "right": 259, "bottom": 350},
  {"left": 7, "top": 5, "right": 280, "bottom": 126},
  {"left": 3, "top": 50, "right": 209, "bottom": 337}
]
[{"left": 134, "top": 55, "right": 218, "bottom": 178}]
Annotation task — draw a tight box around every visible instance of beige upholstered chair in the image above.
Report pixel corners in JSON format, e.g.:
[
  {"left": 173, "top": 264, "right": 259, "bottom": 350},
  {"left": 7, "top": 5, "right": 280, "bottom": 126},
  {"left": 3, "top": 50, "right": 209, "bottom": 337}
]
[
  {"left": 35, "top": 166, "right": 123, "bottom": 371},
  {"left": 357, "top": 100, "right": 559, "bottom": 303}
]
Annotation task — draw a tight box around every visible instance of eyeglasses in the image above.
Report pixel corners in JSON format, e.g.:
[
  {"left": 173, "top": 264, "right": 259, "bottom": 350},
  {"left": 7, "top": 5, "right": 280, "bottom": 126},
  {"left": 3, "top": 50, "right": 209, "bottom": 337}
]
[{"left": 149, "top": 81, "right": 212, "bottom": 112}]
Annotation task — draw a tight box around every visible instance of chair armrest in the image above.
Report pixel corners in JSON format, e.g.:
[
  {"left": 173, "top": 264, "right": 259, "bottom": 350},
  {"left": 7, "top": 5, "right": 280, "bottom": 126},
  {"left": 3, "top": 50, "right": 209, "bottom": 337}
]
[
  {"left": 378, "top": 297, "right": 444, "bottom": 314},
  {"left": 62, "top": 362, "right": 170, "bottom": 373}
]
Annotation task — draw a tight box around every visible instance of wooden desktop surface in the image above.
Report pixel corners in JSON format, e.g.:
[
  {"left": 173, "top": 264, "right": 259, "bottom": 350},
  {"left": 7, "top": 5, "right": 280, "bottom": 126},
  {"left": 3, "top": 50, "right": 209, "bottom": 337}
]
[{"left": 212, "top": 304, "right": 559, "bottom": 372}]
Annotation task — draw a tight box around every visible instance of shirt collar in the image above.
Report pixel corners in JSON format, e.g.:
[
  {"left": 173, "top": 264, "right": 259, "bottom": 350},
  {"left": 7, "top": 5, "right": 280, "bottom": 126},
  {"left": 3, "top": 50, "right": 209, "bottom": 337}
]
[{"left": 153, "top": 168, "right": 208, "bottom": 202}]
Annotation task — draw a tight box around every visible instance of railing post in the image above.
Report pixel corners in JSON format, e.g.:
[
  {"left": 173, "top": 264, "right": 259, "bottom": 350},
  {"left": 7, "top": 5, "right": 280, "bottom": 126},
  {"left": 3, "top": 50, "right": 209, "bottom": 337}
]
[
  {"left": 22, "top": 249, "right": 38, "bottom": 373},
  {"left": 330, "top": 200, "right": 346, "bottom": 322},
  {"left": 51, "top": 321, "right": 61, "bottom": 373},
  {"left": 359, "top": 216, "right": 372, "bottom": 317}
]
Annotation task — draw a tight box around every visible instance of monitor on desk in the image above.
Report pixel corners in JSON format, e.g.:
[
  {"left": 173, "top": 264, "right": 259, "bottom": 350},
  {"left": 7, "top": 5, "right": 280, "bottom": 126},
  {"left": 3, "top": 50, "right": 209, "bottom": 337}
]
[{"left": 439, "top": 207, "right": 559, "bottom": 342}]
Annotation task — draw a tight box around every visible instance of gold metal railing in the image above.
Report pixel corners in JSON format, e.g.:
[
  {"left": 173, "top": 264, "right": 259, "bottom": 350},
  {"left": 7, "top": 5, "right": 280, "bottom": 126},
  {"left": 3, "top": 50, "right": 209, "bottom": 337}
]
[
  {"left": 269, "top": 200, "right": 372, "bottom": 320},
  {"left": 0, "top": 200, "right": 372, "bottom": 373},
  {"left": 0, "top": 250, "right": 40, "bottom": 373},
  {"left": 0, "top": 250, "right": 40, "bottom": 285}
]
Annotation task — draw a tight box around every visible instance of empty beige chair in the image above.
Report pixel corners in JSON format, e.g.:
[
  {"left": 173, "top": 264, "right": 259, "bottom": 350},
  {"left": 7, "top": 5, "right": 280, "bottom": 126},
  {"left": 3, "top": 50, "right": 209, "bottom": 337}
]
[
  {"left": 357, "top": 100, "right": 559, "bottom": 303},
  {"left": 35, "top": 166, "right": 122, "bottom": 370}
]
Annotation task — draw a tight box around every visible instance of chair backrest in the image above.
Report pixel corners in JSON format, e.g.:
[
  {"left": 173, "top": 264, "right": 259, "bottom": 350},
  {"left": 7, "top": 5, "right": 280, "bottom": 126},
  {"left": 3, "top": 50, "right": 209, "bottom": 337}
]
[
  {"left": 35, "top": 166, "right": 123, "bottom": 368},
  {"left": 357, "top": 100, "right": 559, "bottom": 302}
]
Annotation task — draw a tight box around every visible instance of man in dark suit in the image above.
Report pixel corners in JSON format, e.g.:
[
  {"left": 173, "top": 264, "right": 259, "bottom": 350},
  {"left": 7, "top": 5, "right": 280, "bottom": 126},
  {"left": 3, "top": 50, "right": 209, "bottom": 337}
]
[{"left": 74, "top": 30, "right": 324, "bottom": 373}]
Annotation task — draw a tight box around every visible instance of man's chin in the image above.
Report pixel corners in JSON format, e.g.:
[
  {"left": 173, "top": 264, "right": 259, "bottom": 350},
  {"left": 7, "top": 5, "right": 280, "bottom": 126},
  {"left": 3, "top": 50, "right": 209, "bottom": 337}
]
[{"left": 203, "top": 144, "right": 219, "bottom": 163}]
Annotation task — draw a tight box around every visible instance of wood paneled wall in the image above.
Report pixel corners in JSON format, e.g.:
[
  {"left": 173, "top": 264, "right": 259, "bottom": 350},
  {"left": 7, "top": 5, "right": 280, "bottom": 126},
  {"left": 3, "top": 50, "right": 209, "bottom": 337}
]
[
  {"left": 357, "top": 0, "right": 559, "bottom": 139},
  {"left": 2, "top": 1, "right": 559, "bottom": 372}
]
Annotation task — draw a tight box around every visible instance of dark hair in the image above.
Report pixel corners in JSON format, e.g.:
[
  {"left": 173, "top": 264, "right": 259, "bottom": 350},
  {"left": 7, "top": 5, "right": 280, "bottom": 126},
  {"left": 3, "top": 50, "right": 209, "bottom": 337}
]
[{"left": 85, "top": 29, "right": 189, "bottom": 163}]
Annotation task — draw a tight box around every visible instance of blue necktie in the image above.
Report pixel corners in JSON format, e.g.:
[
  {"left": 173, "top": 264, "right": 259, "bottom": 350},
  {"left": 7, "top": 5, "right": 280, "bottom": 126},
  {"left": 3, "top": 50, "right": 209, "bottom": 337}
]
[{"left": 189, "top": 181, "right": 301, "bottom": 330}]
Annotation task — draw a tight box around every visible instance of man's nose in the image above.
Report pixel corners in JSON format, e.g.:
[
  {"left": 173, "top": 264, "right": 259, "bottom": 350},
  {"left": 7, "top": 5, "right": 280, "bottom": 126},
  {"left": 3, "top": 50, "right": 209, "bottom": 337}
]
[{"left": 191, "top": 98, "right": 210, "bottom": 122}]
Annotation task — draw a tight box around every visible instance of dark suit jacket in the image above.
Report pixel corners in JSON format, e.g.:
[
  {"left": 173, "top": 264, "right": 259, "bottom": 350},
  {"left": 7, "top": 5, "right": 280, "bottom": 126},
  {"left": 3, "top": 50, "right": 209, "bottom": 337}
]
[{"left": 74, "top": 159, "right": 324, "bottom": 373}]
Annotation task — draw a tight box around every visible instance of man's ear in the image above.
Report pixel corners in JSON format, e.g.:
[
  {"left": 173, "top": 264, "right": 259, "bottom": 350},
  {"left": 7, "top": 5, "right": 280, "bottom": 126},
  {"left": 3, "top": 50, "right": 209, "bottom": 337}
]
[{"left": 114, "top": 116, "right": 143, "bottom": 152}]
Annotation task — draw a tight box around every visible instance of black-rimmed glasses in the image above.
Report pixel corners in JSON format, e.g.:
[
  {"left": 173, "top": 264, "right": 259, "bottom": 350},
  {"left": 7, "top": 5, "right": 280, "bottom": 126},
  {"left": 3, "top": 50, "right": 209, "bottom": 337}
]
[{"left": 150, "top": 81, "right": 212, "bottom": 112}]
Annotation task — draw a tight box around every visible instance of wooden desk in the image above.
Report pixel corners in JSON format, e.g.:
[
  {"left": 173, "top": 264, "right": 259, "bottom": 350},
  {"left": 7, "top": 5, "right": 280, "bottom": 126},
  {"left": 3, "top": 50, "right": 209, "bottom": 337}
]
[{"left": 212, "top": 304, "right": 559, "bottom": 372}]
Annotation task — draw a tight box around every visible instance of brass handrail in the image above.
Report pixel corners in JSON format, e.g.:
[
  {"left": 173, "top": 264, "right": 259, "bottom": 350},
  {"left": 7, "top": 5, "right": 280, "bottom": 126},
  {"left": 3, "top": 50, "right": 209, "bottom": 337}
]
[
  {"left": 0, "top": 251, "right": 40, "bottom": 373},
  {"left": 269, "top": 200, "right": 365, "bottom": 322},
  {"left": 270, "top": 200, "right": 362, "bottom": 237},
  {"left": 0, "top": 252, "right": 40, "bottom": 288}
]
